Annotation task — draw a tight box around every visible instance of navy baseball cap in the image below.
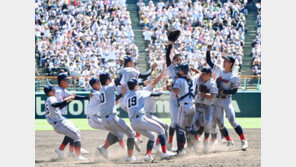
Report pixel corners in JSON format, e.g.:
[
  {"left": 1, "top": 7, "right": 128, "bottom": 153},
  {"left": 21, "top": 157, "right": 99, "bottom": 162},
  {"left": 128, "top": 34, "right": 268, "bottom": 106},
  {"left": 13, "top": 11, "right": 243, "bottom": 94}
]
[
  {"left": 123, "top": 56, "right": 136, "bottom": 66},
  {"left": 44, "top": 85, "right": 55, "bottom": 95},
  {"left": 127, "top": 78, "right": 138, "bottom": 90},
  {"left": 57, "top": 73, "right": 69, "bottom": 83},
  {"left": 201, "top": 67, "right": 212, "bottom": 74},
  {"left": 222, "top": 56, "right": 235, "bottom": 64},
  {"left": 99, "top": 72, "right": 111, "bottom": 85},
  {"left": 89, "top": 77, "right": 100, "bottom": 87},
  {"left": 176, "top": 63, "right": 190, "bottom": 73}
]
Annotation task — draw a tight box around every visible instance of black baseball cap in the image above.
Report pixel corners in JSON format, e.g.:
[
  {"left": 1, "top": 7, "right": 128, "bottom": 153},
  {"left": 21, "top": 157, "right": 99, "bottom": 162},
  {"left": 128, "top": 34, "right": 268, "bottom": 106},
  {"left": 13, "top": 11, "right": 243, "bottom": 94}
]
[
  {"left": 57, "top": 73, "right": 69, "bottom": 83},
  {"left": 222, "top": 56, "right": 235, "bottom": 64},
  {"left": 123, "top": 56, "right": 136, "bottom": 66},
  {"left": 99, "top": 72, "right": 111, "bottom": 85},
  {"left": 44, "top": 85, "right": 55, "bottom": 95},
  {"left": 127, "top": 78, "right": 138, "bottom": 90},
  {"left": 89, "top": 77, "right": 100, "bottom": 87},
  {"left": 201, "top": 67, "right": 212, "bottom": 74},
  {"left": 176, "top": 63, "right": 190, "bottom": 73}
]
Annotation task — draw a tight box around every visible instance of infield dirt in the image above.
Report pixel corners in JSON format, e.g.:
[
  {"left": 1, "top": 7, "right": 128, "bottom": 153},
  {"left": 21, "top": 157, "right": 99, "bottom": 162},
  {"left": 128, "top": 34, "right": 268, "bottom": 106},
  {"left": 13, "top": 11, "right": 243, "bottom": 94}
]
[{"left": 35, "top": 129, "right": 260, "bottom": 167}]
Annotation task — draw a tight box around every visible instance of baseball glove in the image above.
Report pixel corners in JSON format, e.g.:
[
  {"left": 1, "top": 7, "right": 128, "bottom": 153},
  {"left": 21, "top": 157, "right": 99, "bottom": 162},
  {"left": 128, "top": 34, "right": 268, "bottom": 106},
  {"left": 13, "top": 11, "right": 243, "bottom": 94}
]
[
  {"left": 166, "top": 78, "right": 174, "bottom": 91},
  {"left": 168, "top": 30, "right": 181, "bottom": 42},
  {"left": 199, "top": 85, "right": 208, "bottom": 93}
]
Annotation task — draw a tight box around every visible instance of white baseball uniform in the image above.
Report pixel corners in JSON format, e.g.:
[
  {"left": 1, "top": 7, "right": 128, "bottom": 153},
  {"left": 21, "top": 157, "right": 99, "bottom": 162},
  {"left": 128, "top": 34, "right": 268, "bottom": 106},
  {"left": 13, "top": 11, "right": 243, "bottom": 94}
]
[{"left": 55, "top": 86, "right": 72, "bottom": 115}]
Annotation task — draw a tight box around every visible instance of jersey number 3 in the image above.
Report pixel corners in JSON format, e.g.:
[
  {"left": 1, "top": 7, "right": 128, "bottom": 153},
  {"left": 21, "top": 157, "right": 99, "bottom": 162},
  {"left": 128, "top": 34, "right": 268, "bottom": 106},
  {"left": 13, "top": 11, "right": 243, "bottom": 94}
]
[{"left": 128, "top": 96, "right": 137, "bottom": 108}]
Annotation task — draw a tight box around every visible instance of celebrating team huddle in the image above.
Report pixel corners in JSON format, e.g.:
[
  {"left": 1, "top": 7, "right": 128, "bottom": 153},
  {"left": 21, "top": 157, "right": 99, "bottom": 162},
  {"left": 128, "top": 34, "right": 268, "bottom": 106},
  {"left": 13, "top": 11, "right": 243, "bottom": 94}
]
[{"left": 43, "top": 31, "right": 248, "bottom": 163}]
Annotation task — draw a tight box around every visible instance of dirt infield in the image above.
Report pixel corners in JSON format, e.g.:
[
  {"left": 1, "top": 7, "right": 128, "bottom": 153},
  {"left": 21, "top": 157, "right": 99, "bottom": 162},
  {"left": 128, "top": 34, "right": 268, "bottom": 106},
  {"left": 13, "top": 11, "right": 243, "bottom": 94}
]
[{"left": 35, "top": 129, "right": 260, "bottom": 167}]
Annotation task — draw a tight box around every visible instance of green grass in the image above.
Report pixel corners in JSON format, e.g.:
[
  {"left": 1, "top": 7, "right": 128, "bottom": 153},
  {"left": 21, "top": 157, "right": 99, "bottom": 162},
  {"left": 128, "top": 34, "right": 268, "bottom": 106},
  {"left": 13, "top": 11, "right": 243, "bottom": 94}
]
[{"left": 35, "top": 118, "right": 261, "bottom": 131}]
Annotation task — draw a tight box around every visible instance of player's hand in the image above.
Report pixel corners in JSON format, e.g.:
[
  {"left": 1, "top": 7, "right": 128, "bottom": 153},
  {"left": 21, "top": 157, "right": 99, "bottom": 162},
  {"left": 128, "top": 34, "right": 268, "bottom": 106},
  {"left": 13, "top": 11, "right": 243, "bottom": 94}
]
[
  {"left": 65, "top": 94, "right": 75, "bottom": 103},
  {"left": 121, "top": 85, "right": 127, "bottom": 95},
  {"left": 190, "top": 67, "right": 200, "bottom": 74},
  {"left": 198, "top": 92, "right": 206, "bottom": 97},
  {"left": 151, "top": 62, "right": 158, "bottom": 70},
  {"left": 89, "top": 91, "right": 94, "bottom": 99},
  {"left": 144, "top": 79, "right": 152, "bottom": 86}
]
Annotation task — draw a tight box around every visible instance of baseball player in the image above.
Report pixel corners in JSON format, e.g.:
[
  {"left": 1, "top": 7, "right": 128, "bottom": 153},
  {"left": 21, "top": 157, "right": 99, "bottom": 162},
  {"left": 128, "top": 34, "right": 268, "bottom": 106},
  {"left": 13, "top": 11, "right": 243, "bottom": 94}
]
[
  {"left": 165, "top": 40, "right": 184, "bottom": 151},
  {"left": 55, "top": 73, "right": 90, "bottom": 157},
  {"left": 43, "top": 85, "right": 87, "bottom": 160},
  {"left": 87, "top": 77, "right": 126, "bottom": 150},
  {"left": 143, "top": 64, "right": 169, "bottom": 153},
  {"left": 168, "top": 63, "right": 195, "bottom": 155},
  {"left": 206, "top": 45, "right": 248, "bottom": 151},
  {"left": 93, "top": 73, "right": 140, "bottom": 162},
  {"left": 125, "top": 79, "right": 176, "bottom": 162},
  {"left": 118, "top": 55, "right": 157, "bottom": 144},
  {"left": 192, "top": 67, "right": 218, "bottom": 152}
]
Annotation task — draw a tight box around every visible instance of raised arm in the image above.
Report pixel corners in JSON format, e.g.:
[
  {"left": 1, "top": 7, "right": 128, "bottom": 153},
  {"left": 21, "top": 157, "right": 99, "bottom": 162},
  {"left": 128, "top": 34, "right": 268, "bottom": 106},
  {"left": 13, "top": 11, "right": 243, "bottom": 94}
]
[
  {"left": 150, "top": 92, "right": 163, "bottom": 97},
  {"left": 206, "top": 45, "right": 214, "bottom": 68},
  {"left": 166, "top": 42, "right": 174, "bottom": 67},
  {"left": 150, "top": 63, "right": 166, "bottom": 89},
  {"left": 138, "top": 62, "right": 158, "bottom": 80}
]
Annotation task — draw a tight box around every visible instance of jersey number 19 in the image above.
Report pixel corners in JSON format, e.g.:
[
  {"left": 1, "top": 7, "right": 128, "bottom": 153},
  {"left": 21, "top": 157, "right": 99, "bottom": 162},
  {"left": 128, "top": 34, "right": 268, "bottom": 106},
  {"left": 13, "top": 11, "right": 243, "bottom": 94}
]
[{"left": 128, "top": 96, "right": 137, "bottom": 108}]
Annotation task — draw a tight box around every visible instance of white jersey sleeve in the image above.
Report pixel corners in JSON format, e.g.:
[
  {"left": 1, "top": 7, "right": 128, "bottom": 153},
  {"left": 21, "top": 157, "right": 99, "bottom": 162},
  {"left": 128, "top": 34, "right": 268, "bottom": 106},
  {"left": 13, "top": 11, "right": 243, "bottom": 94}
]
[
  {"left": 231, "top": 76, "right": 241, "bottom": 89},
  {"left": 172, "top": 78, "right": 182, "bottom": 90}
]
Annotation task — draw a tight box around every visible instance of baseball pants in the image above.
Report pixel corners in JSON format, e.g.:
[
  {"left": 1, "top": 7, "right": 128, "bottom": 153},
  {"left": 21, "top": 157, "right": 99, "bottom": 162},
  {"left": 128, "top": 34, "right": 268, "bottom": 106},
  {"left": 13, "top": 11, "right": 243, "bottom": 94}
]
[
  {"left": 194, "top": 104, "right": 213, "bottom": 135},
  {"left": 169, "top": 99, "right": 179, "bottom": 129},
  {"left": 145, "top": 112, "right": 168, "bottom": 132},
  {"left": 177, "top": 103, "right": 195, "bottom": 130},
  {"left": 87, "top": 115, "right": 107, "bottom": 130},
  {"left": 130, "top": 115, "right": 165, "bottom": 141},
  {"left": 53, "top": 119, "right": 80, "bottom": 142},
  {"left": 214, "top": 97, "right": 239, "bottom": 129},
  {"left": 101, "top": 114, "right": 134, "bottom": 140}
]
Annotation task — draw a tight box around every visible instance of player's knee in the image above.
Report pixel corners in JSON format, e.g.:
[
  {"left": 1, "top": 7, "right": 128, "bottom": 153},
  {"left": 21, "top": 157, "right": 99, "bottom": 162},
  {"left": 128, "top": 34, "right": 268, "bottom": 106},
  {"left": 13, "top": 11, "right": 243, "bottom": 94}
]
[
  {"left": 170, "top": 121, "right": 177, "bottom": 128},
  {"left": 163, "top": 124, "right": 169, "bottom": 132}
]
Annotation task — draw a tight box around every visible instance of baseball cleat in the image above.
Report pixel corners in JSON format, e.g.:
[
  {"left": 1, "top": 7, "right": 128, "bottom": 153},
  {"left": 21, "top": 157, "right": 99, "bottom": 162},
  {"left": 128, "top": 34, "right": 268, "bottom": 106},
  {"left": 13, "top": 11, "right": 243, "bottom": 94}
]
[
  {"left": 80, "top": 148, "right": 90, "bottom": 154},
  {"left": 125, "top": 155, "right": 138, "bottom": 162},
  {"left": 55, "top": 148, "right": 64, "bottom": 158},
  {"left": 161, "top": 151, "right": 177, "bottom": 159},
  {"left": 98, "top": 145, "right": 108, "bottom": 159},
  {"left": 144, "top": 154, "right": 154, "bottom": 162},
  {"left": 134, "top": 139, "right": 142, "bottom": 152},
  {"left": 226, "top": 140, "right": 234, "bottom": 149},
  {"left": 153, "top": 143, "right": 162, "bottom": 153},
  {"left": 167, "top": 142, "right": 172, "bottom": 151},
  {"left": 241, "top": 139, "right": 248, "bottom": 151},
  {"left": 75, "top": 155, "right": 88, "bottom": 161},
  {"left": 211, "top": 139, "right": 218, "bottom": 145},
  {"left": 176, "top": 149, "right": 187, "bottom": 156},
  {"left": 68, "top": 151, "right": 76, "bottom": 158},
  {"left": 221, "top": 138, "right": 227, "bottom": 144},
  {"left": 203, "top": 140, "right": 209, "bottom": 153}
]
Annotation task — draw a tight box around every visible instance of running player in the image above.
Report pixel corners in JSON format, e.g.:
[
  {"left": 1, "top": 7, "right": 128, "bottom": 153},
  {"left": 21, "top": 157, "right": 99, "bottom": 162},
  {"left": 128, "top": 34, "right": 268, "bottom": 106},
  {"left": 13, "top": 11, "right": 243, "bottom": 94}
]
[
  {"left": 206, "top": 45, "right": 248, "bottom": 151},
  {"left": 125, "top": 79, "right": 176, "bottom": 162},
  {"left": 54, "top": 73, "right": 90, "bottom": 157},
  {"left": 43, "top": 85, "right": 87, "bottom": 160}
]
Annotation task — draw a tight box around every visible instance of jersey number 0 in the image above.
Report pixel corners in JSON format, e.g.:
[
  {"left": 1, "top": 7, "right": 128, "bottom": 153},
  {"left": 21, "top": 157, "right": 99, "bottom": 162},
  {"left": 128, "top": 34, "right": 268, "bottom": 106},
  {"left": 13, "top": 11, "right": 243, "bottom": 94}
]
[{"left": 128, "top": 96, "right": 137, "bottom": 108}]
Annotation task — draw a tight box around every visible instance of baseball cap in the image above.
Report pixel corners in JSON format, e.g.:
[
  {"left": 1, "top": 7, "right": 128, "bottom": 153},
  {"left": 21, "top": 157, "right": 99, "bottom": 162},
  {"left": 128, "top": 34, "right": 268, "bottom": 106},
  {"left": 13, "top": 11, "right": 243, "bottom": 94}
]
[
  {"left": 222, "top": 56, "right": 235, "bottom": 64},
  {"left": 127, "top": 78, "right": 138, "bottom": 90},
  {"left": 123, "top": 56, "right": 136, "bottom": 66},
  {"left": 44, "top": 85, "right": 55, "bottom": 95},
  {"left": 201, "top": 67, "right": 212, "bottom": 74},
  {"left": 57, "top": 73, "right": 69, "bottom": 83},
  {"left": 99, "top": 72, "right": 111, "bottom": 85},
  {"left": 176, "top": 63, "right": 190, "bottom": 73},
  {"left": 89, "top": 77, "right": 100, "bottom": 87}
]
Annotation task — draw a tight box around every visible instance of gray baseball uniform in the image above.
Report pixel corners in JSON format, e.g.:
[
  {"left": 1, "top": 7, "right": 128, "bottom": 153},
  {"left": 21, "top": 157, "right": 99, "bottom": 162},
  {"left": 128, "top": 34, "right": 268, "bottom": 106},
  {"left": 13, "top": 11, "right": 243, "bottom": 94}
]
[
  {"left": 166, "top": 63, "right": 179, "bottom": 128},
  {"left": 45, "top": 96, "right": 80, "bottom": 142},
  {"left": 86, "top": 89, "right": 106, "bottom": 130},
  {"left": 55, "top": 86, "right": 72, "bottom": 115},
  {"left": 125, "top": 90, "right": 165, "bottom": 141},
  {"left": 212, "top": 64, "right": 241, "bottom": 130},
  {"left": 118, "top": 67, "right": 141, "bottom": 111},
  {"left": 98, "top": 83, "right": 135, "bottom": 140},
  {"left": 173, "top": 77, "right": 195, "bottom": 130},
  {"left": 193, "top": 76, "right": 218, "bottom": 135},
  {"left": 143, "top": 85, "right": 168, "bottom": 132}
]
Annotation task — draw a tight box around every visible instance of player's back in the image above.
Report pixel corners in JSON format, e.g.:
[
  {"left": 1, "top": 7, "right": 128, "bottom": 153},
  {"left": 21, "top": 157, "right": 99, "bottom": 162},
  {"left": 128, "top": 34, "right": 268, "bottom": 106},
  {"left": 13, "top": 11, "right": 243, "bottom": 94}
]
[
  {"left": 174, "top": 77, "right": 194, "bottom": 104},
  {"left": 45, "top": 96, "right": 64, "bottom": 125},
  {"left": 125, "top": 90, "right": 151, "bottom": 119},
  {"left": 98, "top": 84, "right": 117, "bottom": 117}
]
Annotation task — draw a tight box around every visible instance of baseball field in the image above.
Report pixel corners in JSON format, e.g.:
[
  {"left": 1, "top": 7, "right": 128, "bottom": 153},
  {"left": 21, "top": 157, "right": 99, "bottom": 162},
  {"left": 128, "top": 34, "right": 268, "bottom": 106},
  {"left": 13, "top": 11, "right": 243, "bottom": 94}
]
[{"left": 35, "top": 118, "right": 261, "bottom": 167}]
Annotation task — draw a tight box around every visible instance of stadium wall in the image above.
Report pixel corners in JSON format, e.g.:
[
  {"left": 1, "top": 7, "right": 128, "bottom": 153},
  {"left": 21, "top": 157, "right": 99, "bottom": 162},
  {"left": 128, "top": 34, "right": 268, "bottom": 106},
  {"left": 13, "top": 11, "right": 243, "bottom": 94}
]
[{"left": 35, "top": 91, "right": 261, "bottom": 119}]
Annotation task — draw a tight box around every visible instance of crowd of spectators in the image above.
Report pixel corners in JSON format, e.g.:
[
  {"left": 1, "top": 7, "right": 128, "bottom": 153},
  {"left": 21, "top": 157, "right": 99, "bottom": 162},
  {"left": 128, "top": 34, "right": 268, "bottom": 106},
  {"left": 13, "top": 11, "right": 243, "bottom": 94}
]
[
  {"left": 251, "top": 1, "right": 261, "bottom": 75},
  {"left": 138, "top": 0, "right": 248, "bottom": 75},
  {"left": 35, "top": 0, "right": 138, "bottom": 89}
]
